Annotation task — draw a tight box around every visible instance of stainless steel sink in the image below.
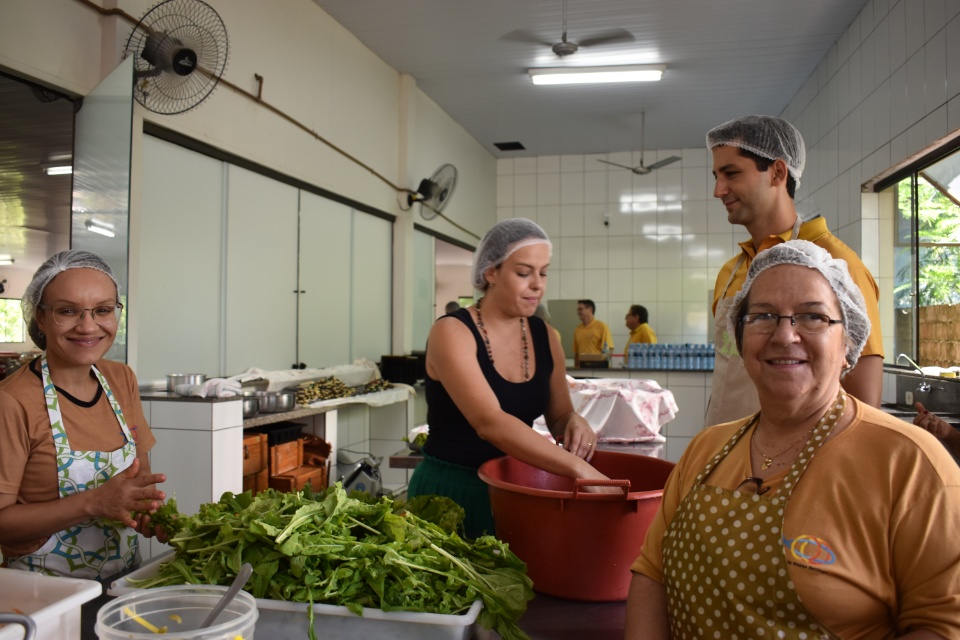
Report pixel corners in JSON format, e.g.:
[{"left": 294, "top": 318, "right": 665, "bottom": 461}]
[{"left": 881, "top": 404, "right": 960, "bottom": 427}]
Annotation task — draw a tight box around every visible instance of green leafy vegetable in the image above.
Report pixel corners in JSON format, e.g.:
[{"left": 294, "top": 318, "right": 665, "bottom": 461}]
[{"left": 127, "top": 484, "right": 533, "bottom": 640}]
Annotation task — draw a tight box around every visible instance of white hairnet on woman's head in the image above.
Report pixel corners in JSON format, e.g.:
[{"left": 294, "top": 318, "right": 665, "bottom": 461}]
[
  {"left": 729, "top": 240, "right": 870, "bottom": 368},
  {"left": 472, "top": 218, "right": 551, "bottom": 290},
  {"left": 22, "top": 250, "right": 119, "bottom": 328},
  {"left": 706, "top": 115, "right": 806, "bottom": 188}
]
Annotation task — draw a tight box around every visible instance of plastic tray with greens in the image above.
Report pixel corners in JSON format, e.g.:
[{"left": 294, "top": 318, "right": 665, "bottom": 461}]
[{"left": 126, "top": 485, "right": 533, "bottom": 640}]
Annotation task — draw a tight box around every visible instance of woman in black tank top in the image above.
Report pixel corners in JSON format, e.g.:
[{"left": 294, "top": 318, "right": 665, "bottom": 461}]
[{"left": 408, "top": 219, "right": 616, "bottom": 538}]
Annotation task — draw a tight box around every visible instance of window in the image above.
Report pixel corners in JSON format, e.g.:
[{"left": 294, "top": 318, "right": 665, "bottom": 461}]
[
  {"left": 886, "top": 147, "right": 960, "bottom": 366},
  {"left": 0, "top": 299, "right": 25, "bottom": 343}
]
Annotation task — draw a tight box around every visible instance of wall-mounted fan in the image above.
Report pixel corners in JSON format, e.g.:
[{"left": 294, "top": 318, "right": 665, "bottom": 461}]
[
  {"left": 597, "top": 112, "right": 681, "bottom": 175},
  {"left": 124, "top": 0, "right": 229, "bottom": 115},
  {"left": 408, "top": 164, "right": 458, "bottom": 220},
  {"left": 500, "top": 0, "right": 634, "bottom": 57}
]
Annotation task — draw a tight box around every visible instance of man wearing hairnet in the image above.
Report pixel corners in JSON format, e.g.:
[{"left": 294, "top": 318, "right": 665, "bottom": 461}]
[{"left": 704, "top": 115, "right": 883, "bottom": 427}]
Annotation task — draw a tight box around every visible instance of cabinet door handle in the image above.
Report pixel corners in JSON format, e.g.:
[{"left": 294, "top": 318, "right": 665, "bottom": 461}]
[{"left": 244, "top": 444, "right": 250, "bottom": 460}]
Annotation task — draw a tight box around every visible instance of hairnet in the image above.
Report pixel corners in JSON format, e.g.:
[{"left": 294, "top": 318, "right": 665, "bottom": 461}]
[
  {"left": 706, "top": 115, "right": 806, "bottom": 188},
  {"left": 729, "top": 240, "right": 869, "bottom": 368},
  {"left": 472, "top": 218, "right": 552, "bottom": 290},
  {"left": 22, "top": 250, "right": 119, "bottom": 328}
]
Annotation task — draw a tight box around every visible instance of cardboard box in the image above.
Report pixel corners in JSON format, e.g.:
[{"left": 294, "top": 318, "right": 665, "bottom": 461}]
[
  {"left": 243, "top": 468, "right": 269, "bottom": 496},
  {"left": 269, "top": 464, "right": 327, "bottom": 493},
  {"left": 270, "top": 439, "right": 303, "bottom": 476},
  {"left": 242, "top": 432, "right": 268, "bottom": 476},
  {"left": 0, "top": 568, "right": 101, "bottom": 640}
]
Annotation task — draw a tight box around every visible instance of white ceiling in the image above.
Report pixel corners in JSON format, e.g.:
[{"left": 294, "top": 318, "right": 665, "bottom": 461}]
[{"left": 312, "top": 0, "right": 871, "bottom": 158}]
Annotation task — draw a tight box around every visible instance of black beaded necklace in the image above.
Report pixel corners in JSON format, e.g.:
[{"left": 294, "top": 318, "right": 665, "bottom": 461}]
[{"left": 475, "top": 297, "right": 529, "bottom": 381}]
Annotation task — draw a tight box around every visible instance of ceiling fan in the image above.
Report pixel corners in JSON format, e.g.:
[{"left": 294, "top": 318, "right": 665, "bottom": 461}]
[
  {"left": 500, "top": 0, "right": 634, "bottom": 57},
  {"left": 597, "top": 112, "right": 681, "bottom": 175}
]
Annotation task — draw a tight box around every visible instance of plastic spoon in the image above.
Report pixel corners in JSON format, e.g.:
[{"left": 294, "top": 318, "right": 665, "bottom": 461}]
[{"left": 200, "top": 563, "right": 253, "bottom": 629}]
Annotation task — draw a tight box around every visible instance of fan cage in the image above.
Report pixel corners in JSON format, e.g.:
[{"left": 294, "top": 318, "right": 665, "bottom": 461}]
[{"left": 125, "top": 0, "right": 229, "bottom": 115}]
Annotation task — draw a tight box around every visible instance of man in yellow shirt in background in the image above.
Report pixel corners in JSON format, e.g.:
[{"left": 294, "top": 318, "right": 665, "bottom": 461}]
[
  {"left": 624, "top": 304, "right": 657, "bottom": 357},
  {"left": 573, "top": 299, "right": 613, "bottom": 367}
]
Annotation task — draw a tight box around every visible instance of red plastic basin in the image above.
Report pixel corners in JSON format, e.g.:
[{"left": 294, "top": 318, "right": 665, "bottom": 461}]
[{"left": 478, "top": 449, "right": 675, "bottom": 601}]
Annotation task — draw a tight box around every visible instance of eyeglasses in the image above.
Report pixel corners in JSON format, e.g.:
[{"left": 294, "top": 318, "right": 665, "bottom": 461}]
[
  {"left": 735, "top": 476, "right": 771, "bottom": 495},
  {"left": 739, "top": 312, "right": 842, "bottom": 335},
  {"left": 37, "top": 302, "right": 123, "bottom": 328}
]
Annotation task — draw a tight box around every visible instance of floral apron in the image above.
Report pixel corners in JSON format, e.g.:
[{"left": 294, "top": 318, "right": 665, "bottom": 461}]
[
  {"left": 662, "top": 392, "right": 846, "bottom": 639},
  {"left": 705, "top": 217, "right": 803, "bottom": 427},
  {"left": 8, "top": 356, "right": 140, "bottom": 578}
]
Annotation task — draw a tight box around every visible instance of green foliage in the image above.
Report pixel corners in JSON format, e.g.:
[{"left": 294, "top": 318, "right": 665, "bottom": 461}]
[
  {"left": 127, "top": 484, "right": 533, "bottom": 640},
  {"left": 895, "top": 178, "right": 960, "bottom": 307},
  {"left": 0, "top": 299, "right": 24, "bottom": 343}
]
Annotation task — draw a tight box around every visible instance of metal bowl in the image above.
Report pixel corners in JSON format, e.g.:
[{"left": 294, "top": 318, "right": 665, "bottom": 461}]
[
  {"left": 242, "top": 396, "right": 259, "bottom": 418},
  {"left": 166, "top": 373, "right": 206, "bottom": 392},
  {"left": 254, "top": 391, "right": 276, "bottom": 412},
  {"left": 273, "top": 391, "right": 296, "bottom": 412}
]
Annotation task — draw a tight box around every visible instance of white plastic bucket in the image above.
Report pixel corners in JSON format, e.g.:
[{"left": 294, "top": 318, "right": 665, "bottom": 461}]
[{"left": 96, "top": 585, "right": 258, "bottom": 640}]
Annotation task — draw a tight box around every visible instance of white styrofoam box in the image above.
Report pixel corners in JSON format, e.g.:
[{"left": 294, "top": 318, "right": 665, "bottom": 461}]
[
  {"left": 0, "top": 568, "right": 101, "bottom": 640},
  {"left": 109, "top": 553, "right": 483, "bottom": 640}
]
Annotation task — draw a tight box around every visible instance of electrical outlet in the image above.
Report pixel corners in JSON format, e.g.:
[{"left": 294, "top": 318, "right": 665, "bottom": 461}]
[{"left": 905, "top": 391, "right": 914, "bottom": 406}]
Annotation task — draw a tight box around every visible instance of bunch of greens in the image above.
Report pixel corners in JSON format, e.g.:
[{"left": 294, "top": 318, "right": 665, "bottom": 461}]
[{"left": 129, "top": 484, "right": 533, "bottom": 640}]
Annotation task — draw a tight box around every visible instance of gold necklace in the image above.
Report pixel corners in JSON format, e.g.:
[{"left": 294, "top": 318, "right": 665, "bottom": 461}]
[
  {"left": 475, "top": 297, "right": 529, "bottom": 381},
  {"left": 752, "top": 391, "right": 846, "bottom": 471},
  {"left": 752, "top": 427, "right": 815, "bottom": 470}
]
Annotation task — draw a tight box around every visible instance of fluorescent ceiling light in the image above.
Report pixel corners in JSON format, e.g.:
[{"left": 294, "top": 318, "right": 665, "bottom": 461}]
[
  {"left": 45, "top": 165, "right": 73, "bottom": 175},
  {"left": 85, "top": 219, "right": 115, "bottom": 238},
  {"left": 0, "top": 256, "right": 14, "bottom": 266},
  {"left": 528, "top": 64, "right": 665, "bottom": 85}
]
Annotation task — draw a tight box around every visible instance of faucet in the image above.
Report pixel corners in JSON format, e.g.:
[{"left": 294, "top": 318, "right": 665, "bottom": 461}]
[{"left": 897, "top": 353, "right": 932, "bottom": 393}]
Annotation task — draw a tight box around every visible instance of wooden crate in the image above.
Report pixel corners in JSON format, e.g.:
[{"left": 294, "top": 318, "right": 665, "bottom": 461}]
[
  {"left": 269, "top": 465, "right": 327, "bottom": 493},
  {"left": 243, "top": 469, "right": 268, "bottom": 496},
  {"left": 302, "top": 435, "right": 331, "bottom": 467},
  {"left": 242, "top": 432, "right": 268, "bottom": 476},
  {"left": 270, "top": 439, "right": 303, "bottom": 476}
]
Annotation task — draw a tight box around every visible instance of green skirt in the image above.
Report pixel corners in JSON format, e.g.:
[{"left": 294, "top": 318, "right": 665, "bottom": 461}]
[{"left": 408, "top": 454, "right": 495, "bottom": 539}]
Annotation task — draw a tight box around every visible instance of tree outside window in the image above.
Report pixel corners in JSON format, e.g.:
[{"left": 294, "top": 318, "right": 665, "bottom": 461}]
[
  {"left": 891, "top": 147, "right": 960, "bottom": 366},
  {"left": 0, "top": 299, "right": 24, "bottom": 343}
]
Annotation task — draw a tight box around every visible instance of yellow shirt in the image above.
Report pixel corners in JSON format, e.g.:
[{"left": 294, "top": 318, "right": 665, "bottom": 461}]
[
  {"left": 711, "top": 216, "right": 883, "bottom": 358},
  {"left": 624, "top": 323, "right": 657, "bottom": 356},
  {"left": 633, "top": 399, "right": 960, "bottom": 638},
  {"left": 573, "top": 319, "right": 613, "bottom": 355}
]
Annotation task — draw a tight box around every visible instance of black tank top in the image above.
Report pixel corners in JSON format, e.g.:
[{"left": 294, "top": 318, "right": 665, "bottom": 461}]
[{"left": 423, "top": 308, "right": 554, "bottom": 469}]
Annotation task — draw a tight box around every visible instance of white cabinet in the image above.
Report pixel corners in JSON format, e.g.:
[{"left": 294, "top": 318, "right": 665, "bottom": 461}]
[{"left": 225, "top": 165, "right": 300, "bottom": 372}]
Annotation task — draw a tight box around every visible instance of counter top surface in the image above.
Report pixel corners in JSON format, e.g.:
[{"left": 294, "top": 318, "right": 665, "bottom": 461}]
[{"left": 80, "top": 580, "right": 625, "bottom": 640}]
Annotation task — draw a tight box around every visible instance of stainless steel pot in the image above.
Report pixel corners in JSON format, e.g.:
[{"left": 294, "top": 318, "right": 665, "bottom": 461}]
[
  {"left": 256, "top": 390, "right": 296, "bottom": 413},
  {"left": 242, "top": 396, "right": 259, "bottom": 418},
  {"left": 254, "top": 391, "right": 276, "bottom": 412},
  {"left": 167, "top": 373, "right": 206, "bottom": 392},
  {"left": 273, "top": 390, "right": 296, "bottom": 412}
]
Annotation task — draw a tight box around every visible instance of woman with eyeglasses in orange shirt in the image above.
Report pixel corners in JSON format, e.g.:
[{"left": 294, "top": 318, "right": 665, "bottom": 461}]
[
  {"left": 0, "top": 250, "right": 167, "bottom": 579},
  {"left": 626, "top": 240, "right": 960, "bottom": 639}
]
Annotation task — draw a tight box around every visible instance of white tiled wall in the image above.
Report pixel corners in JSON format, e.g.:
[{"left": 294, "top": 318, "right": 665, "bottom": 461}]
[
  {"left": 498, "top": 1, "right": 960, "bottom": 461},
  {"left": 498, "top": 148, "right": 737, "bottom": 351}
]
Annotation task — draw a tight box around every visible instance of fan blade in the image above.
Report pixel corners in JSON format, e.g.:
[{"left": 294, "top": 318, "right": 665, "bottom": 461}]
[
  {"left": 499, "top": 29, "right": 554, "bottom": 47},
  {"left": 577, "top": 28, "right": 635, "bottom": 48},
  {"left": 596, "top": 159, "right": 636, "bottom": 171},
  {"left": 646, "top": 156, "right": 682, "bottom": 171}
]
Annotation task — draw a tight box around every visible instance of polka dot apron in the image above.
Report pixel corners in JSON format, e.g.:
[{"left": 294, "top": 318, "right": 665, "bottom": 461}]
[
  {"left": 661, "top": 392, "right": 846, "bottom": 639},
  {"left": 7, "top": 356, "right": 140, "bottom": 578}
]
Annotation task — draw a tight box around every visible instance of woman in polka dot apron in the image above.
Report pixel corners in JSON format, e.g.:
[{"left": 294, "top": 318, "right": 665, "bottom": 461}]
[
  {"left": 0, "top": 251, "right": 167, "bottom": 579},
  {"left": 626, "top": 241, "right": 960, "bottom": 639}
]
